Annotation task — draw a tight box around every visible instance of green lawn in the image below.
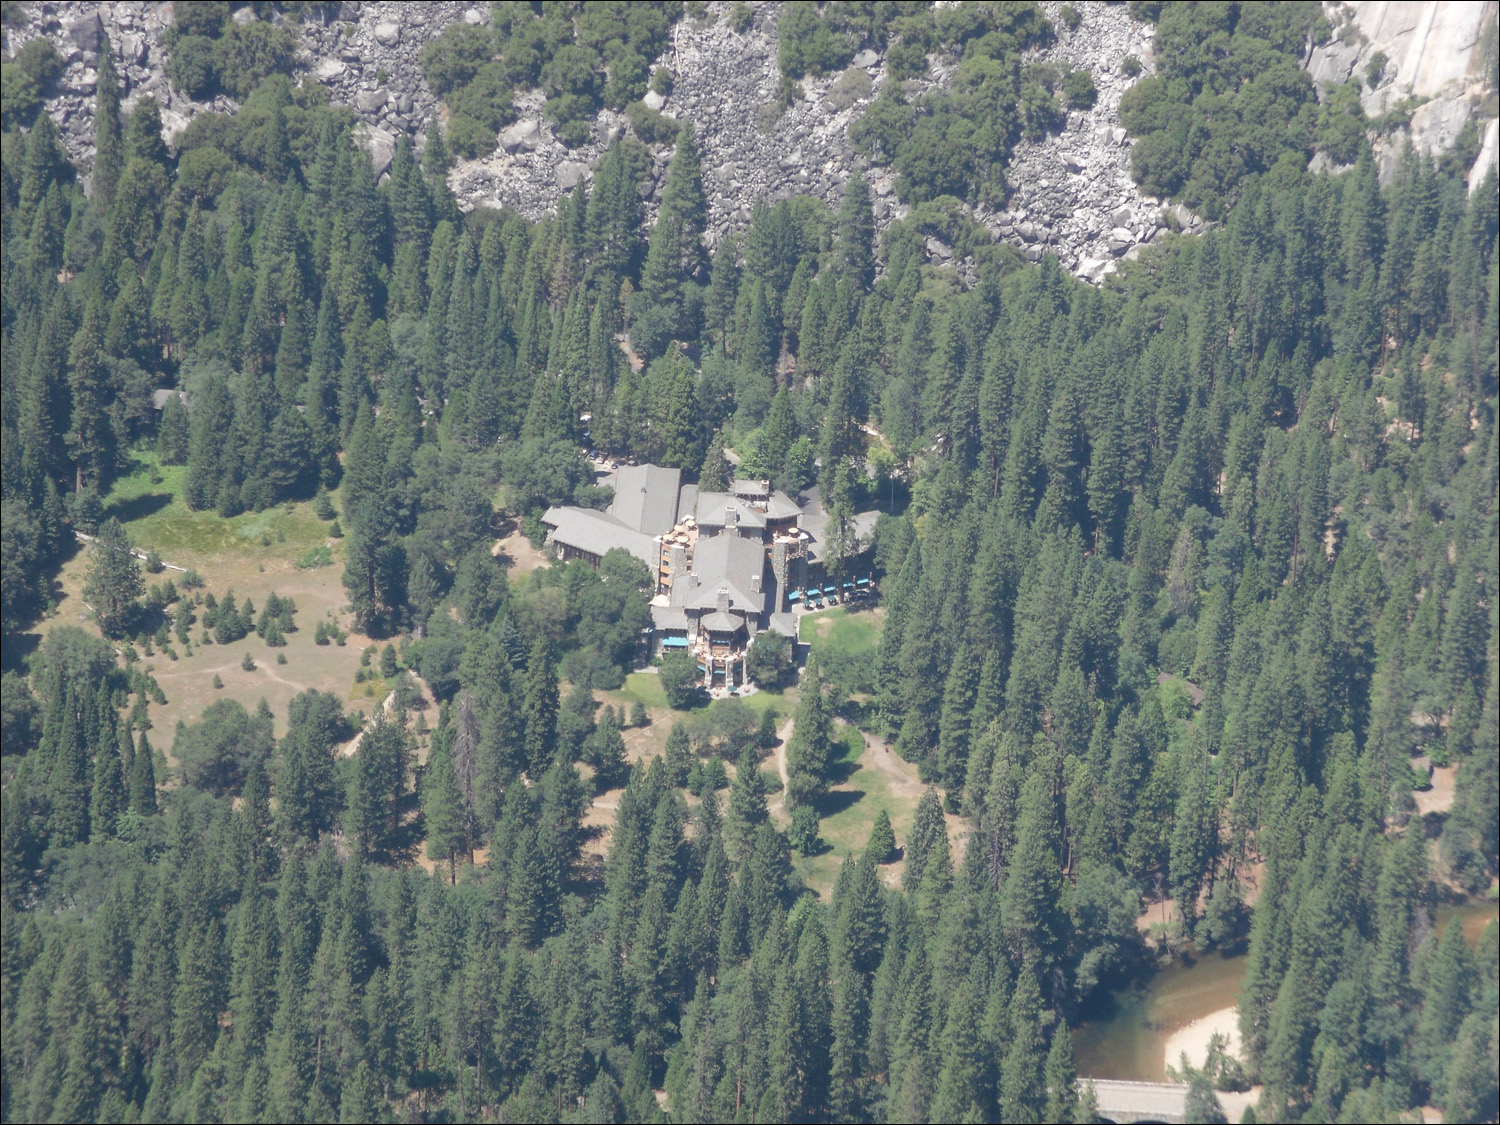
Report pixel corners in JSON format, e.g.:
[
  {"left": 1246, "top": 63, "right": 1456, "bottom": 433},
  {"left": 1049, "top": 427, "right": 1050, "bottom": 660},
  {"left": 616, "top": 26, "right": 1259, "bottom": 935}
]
[
  {"left": 609, "top": 671, "right": 670, "bottom": 712},
  {"left": 795, "top": 725, "right": 905, "bottom": 896},
  {"left": 99, "top": 451, "right": 332, "bottom": 567},
  {"left": 732, "top": 686, "right": 798, "bottom": 719},
  {"left": 800, "top": 606, "right": 883, "bottom": 659},
  {"left": 608, "top": 672, "right": 799, "bottom": 717}
]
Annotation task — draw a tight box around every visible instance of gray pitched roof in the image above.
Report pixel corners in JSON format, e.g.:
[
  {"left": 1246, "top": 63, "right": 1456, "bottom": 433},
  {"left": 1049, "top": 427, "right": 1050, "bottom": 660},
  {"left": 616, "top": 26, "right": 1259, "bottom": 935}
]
[
  {"left": 609, "top": 464, "right": 684, "bottom": 535},
  {"left": 695, "top": 491, "right": 768, "bottom": 531},
  {"left": 542, "top": 507, "right": 659, "bottom": 568},
  {"left": 651, "top": 605, "right": 690, "bottom": 631},
  {"left": 683, "top": 535, "right": 766, "bottom": 613},
  {"left": 766, "top": 490, "right": 802, "bottom": 520},
  {"left": 767, "top": 612, "right": 798, "bottom": 638},
  {"left": 700, "top": 610, "right": 746, "bottom": 633}
]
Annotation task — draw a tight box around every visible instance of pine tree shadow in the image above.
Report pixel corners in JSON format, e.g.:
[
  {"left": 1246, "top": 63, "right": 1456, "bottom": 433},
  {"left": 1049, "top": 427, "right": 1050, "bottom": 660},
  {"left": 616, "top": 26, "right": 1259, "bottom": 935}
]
[
  {"left": 814, "top": 789, "right": 864, "bottom": 818},
  {"left": 1, "top": 631, "right": 41, "bottom": 674},
  {"left": 102, "top": 491, "right": 173, "bottom": 523},
  {"left": 383, "top": 793, "right": 427, "bottom": 865},
  {"left": 827, "top": 755, "right": 861, "bottom": 785}
]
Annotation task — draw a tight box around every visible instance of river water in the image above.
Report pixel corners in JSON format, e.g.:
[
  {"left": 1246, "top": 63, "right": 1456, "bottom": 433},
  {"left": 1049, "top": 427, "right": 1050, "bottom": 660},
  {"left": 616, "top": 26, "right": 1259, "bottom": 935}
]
[{"left": 1073, "top": 900, "right": 1498, "bottom": 1083}]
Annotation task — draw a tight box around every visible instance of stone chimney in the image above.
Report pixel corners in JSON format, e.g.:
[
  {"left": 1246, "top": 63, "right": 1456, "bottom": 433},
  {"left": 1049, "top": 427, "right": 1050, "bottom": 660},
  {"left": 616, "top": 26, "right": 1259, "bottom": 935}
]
[
  {"left": 771, "top": 541, "right": 789, "bottom": 610},
  {"left": 716, "top": 587, "right": 730, "bottom": 613},
  {"left": 751, "top": 571, "right": 761, "bottom": 595}
]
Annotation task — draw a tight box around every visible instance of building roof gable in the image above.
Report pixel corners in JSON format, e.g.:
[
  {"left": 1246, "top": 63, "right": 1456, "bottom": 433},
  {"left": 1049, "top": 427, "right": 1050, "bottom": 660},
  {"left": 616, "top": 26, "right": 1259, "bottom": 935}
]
[{"left": 609, "top": 464, "right": 684, "bottom": 535}]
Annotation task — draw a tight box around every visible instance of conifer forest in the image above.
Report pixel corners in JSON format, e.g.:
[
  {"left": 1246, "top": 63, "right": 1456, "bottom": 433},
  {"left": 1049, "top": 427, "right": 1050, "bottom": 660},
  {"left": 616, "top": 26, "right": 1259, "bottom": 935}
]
[{"left": 1, "top": 2, "right": 1497, "bottom": 1123}]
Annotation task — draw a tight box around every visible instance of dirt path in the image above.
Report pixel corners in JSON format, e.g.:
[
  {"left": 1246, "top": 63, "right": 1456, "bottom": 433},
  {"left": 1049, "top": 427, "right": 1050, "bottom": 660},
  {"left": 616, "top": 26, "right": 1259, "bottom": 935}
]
[
  {"left": 1415, "top": 763, "right": 1457, "bottom": 817},
  {"left": 341, "top": 691, "right": 396, "bottom": 757},
  {"left": 767, "top": 714, "right": 796, "bottom": 821},
  {"left": 493, "top": 529, "right": 551, "bottom": 575},
  {"left": 858, "top": 730, "right": 927, "bottom": 799}
]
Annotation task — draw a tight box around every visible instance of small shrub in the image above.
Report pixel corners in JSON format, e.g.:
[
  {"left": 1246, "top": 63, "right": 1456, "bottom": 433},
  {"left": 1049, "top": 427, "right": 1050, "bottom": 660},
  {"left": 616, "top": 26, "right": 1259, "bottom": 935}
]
[
  {"left": 1063, "top": 68, "right": 1097, "bottom": 110},
  {"left": 755, "top": 101, "right": 784, "bottom": 134},
  {"left": 361, "top": 646, "right": 375, "bottom": 668},
  {"left": 626, "top": 100, "right": 681, "bottom": 145},
  {"left": 329, "top": 520, "right": 343, "bottom": 538},
  {"left": 522, "top": 513, "right": 546, "bottom": 549},
  {"left": 181, "top": 568, "right": 205, "bottom": 589},
  {"left": 166, "top": 33, "right": 217, "bottom": 99},
  {"left": 728, "top": 2, "right": 753, "bottom": 33},
  {"left": 144, "top": 549, "right": 165, "bottom": 574},
  {"left": 276, "top": 652, "right": 288, "bottom": 665},
  {"left": 314, "top": 492, "right": 337, "bottom": 520},
  {"left": 887, "top": 39, "right": 927, "bottom": 79},
  {"left": 212, "top": 674, "right": 224, "bottom": 689},
  {"left": 826, "top": 67, "right": 873, "bottom": 111},
  {"left": 631, "top": 700, "right": 649, "bottom": 728},
  {"left": 294, "top": 545, "right": 333, "bottom": 570},
  {"left": 651, "top": 67, "right": 673, "bottom": 96},
  {"left": 1060, "top": 4, "right": 1082, "bottom": 29},
  {"left": 1121, "top": 54, "right": 1142, "bottom": 78},
  {"left": 446, "top": 112, "right": 498, "bottom": 160},
  {"left": 420, "top": 21, "right": 493, "bottom": 95},
  {"left": 241, "top": 652, "right": 256, "bottom": 672}
]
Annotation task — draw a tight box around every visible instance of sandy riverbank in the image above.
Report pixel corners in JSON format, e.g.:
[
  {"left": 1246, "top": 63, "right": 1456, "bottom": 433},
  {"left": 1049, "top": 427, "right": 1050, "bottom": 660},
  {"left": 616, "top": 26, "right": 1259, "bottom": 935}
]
[
  {"left": 1162, "top": 1005, "right": 1242, "bottom": 1074},
  {"left": 1163, "top": 1009, "right": 1260, "bottom": 1119}
]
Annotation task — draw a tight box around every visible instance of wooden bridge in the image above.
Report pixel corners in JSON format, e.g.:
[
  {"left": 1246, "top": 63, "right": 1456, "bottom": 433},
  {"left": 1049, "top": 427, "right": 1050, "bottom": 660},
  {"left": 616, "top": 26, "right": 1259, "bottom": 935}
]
[{"left": 1083, "top": 1078, "right": 1190, "bottom": 1123}]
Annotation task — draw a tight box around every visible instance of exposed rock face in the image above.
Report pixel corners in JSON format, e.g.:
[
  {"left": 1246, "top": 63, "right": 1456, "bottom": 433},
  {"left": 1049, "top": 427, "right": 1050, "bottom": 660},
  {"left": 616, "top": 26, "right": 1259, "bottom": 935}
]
[
  {"left": 6, "top": 1, "right": 1494, "bottom": 282},
  {"left": 1308, "top": 1, "right": 1499, "bottom": 188},
  {"left": 3, "top": 0, "right": 470, "bottom": 176},
  {"left": 981, "top": 1, "right": 1189, "bottom": 285},
  {"left": 450, "top": 1, "right": 1181, "bottom": 284}
]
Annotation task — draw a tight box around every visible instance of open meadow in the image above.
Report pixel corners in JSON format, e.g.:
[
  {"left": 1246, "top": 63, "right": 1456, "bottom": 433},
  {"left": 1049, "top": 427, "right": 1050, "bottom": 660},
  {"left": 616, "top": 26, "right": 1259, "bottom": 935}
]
[{"left": 47, "top": 453, "right": 375, "bottom": 747}]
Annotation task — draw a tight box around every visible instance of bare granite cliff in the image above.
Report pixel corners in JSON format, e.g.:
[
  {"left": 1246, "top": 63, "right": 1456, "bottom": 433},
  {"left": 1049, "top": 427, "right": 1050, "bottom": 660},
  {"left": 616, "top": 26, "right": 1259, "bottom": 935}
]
[
  {"left": 6, "top": 1, "right": 1496, "bottom": 283},
  {"left": 1309, "top": 0, "right": 1499, "bottom": 189}
]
